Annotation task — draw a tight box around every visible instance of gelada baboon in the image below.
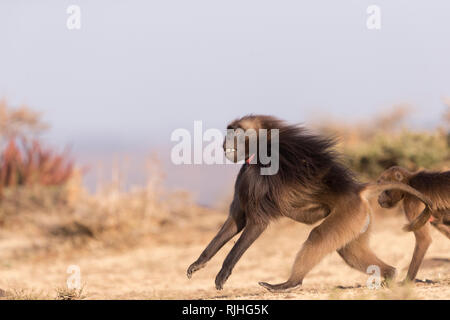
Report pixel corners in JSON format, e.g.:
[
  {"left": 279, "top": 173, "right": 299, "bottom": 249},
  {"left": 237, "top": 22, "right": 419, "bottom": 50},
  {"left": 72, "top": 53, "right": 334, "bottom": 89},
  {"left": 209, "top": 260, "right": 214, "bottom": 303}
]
[
  {"left": 187, "top": 115, "right": 432, "bottom": 291},
  {"left": 377, "top": 166, "right": 450, "bottom": 282}
]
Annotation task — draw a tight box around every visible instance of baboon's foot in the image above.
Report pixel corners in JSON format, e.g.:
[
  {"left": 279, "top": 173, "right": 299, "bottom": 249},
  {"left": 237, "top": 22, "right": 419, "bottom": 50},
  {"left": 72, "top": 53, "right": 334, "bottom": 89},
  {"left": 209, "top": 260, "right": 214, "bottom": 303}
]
[
  {"left": 400, "top": 278, "right": 435, "bottom": 286},
  {"left": 258, "top": 281, "right": 302, "bottom": 293},
  {"left": 215, "top": 268, "right": 231, "bottom": 290},
  {"left": 335, "top": 284, "right": 363, "bottom": 290},
  {"left": 186, "top": 261, "right": 206, "bottom": 279},
  {"left": 414, "top": 278, "right": 436, "bottom": 284}
]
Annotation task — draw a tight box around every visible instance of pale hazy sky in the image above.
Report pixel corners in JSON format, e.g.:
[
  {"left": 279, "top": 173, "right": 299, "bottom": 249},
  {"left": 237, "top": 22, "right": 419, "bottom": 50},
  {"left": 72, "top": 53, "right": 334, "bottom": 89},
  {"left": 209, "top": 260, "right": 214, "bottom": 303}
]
[{"left": 1, "top": 1, "right": 450, "bottom": 204}]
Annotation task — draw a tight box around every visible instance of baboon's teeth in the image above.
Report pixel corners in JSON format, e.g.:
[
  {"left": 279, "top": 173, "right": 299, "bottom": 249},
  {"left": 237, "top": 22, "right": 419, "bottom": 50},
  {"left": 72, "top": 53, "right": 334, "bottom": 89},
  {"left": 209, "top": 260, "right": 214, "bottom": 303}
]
[{"left": 225, "top": 148, "right": 236, "bottom": 153}]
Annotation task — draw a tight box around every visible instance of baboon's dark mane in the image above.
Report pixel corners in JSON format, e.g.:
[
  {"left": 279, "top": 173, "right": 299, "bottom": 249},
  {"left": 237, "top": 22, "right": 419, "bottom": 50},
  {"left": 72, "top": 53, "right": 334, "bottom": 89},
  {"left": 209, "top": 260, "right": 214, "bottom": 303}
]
[
  {"left": 277, "top": 123, "right": 340, "bottom": 180},
  {"left": 232, "top": 115, "right": 358, "bottom": 223},
  {"left": 240, "top": 115, "right": 355, "bottom": 186}
]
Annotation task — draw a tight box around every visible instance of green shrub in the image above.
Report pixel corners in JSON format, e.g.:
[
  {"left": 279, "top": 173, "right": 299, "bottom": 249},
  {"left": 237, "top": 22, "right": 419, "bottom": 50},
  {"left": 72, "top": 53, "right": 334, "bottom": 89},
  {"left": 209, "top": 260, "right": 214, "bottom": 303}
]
[{"left": 342, "top": 130, "right": 449, "bottom": 180}]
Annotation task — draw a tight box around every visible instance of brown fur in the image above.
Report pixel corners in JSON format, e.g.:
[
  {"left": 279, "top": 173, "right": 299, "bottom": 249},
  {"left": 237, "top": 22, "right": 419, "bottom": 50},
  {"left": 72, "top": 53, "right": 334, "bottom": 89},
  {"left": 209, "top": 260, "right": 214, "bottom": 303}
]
[
  {"left": 187, "top": 116, "right": 432, "bottom": 291},
  {"left": 377, "top": 166, "right": 450, "bottom": 282}
]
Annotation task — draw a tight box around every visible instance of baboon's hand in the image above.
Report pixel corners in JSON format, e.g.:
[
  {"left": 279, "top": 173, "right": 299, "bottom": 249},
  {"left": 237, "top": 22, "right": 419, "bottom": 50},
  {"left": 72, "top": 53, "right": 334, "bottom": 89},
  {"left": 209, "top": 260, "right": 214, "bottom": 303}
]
[
  {"left": 187, "top": 261, "right": 205, "bottom": 279},
  {"left": 215, "top": 268, "right": 231, "bottom": 290}
]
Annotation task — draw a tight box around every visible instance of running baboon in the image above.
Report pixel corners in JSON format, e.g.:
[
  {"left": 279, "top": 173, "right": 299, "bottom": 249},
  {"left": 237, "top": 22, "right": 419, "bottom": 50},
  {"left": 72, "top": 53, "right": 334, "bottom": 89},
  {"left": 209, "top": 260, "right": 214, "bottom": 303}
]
[
  {"left": 187, "top": 115, "right": 433, "bottom": 291},
  {"left": 377, "top": 166, "right": 450, "bottom": 282}
]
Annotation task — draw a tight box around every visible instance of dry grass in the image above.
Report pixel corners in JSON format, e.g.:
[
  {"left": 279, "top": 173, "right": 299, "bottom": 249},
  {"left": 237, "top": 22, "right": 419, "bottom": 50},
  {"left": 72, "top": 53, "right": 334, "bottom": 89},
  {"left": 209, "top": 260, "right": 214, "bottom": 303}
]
[
  {"left": 55, "top": 285, "right": 86, "bottom": 300},
  {"left": 0, "top": 214, "right": 448, "bottom": 300},
  {"left": 0, "top": 285, "right": 86, "bottom": 300},
  {"left": 0, "top": 181, "right": 448, "bottom": 300},
  {"left": 2, "top": 288, "right": 50, "bottom": 300},
  {"left": 0, "top": 102, "right": 449, "bottom": 299}
]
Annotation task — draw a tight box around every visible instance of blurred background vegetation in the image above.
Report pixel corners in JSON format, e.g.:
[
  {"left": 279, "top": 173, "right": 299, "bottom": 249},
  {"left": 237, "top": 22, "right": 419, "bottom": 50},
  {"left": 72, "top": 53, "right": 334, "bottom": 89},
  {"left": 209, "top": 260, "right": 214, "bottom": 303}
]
[
  {"left": 0, "top": 99, "right": 449, "bottom": 259},
  {"left": 314, "top": 103, "right": 450, "bottom": 180}
]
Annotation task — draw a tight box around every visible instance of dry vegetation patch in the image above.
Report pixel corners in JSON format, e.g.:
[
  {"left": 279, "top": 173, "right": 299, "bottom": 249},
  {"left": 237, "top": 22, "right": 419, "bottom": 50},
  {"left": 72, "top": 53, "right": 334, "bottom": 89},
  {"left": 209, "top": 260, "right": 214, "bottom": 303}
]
[{"left": 0, "top": 101, "right": 449, "bottom": 299}]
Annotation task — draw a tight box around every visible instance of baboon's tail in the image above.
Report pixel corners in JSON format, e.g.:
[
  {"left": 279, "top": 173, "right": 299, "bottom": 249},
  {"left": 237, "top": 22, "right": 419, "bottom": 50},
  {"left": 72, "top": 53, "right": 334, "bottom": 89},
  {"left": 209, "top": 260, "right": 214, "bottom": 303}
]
[
  {"left": 361, "top": 182, "right": 433, "bottom": 209},
  {"left": 360, "top": 182, "right": 434, "bottom": 233},
  {"left": 402, "top": 206, "right": 433, "bottom": 232}
]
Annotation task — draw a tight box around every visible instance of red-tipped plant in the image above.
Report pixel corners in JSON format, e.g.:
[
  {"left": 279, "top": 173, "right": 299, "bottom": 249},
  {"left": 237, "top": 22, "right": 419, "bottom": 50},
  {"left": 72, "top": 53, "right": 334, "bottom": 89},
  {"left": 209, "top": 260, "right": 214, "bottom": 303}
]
[{"left": 0, "top": 138, "right": 74, "bottom": 195}]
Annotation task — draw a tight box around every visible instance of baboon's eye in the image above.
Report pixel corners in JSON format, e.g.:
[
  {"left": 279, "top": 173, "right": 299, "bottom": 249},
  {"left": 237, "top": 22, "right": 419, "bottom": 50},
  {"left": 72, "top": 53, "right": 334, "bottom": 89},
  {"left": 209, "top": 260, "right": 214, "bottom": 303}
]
[
  {"left": 394, "top": 172, "right": 403, "bottom": 181},
  {"left": 234, "top": 129, "right": 245, "bottom": 137},
  {"left": 226, "top": 128, "right": 237, "bottom": 138}
]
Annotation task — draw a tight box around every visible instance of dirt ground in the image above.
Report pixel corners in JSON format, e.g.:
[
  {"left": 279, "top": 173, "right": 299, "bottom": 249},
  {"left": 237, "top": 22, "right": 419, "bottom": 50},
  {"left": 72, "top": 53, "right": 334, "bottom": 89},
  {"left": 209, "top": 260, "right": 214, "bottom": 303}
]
[{"left": 0, "top": 211, "right": 449, "bottom": 300}]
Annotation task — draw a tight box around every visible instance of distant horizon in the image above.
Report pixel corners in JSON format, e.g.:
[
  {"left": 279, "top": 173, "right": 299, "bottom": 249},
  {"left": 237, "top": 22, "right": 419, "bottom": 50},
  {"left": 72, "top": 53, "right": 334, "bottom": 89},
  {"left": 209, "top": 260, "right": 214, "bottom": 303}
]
[
  {"left": 2, "top": 1, "right": 450, "bottom": 205},
  {"left": 2, "top": 99, "right": 448, "bottom": 206},
  {"left": 42, "top": 105, "right": 448, "bottom": 207}
]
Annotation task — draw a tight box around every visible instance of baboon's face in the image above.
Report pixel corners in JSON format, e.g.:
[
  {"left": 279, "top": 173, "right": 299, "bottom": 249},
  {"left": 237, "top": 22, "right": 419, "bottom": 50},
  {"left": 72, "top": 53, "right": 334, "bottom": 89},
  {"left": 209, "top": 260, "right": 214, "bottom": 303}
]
[
  {"left": 378, "top": 190, "right": 403, "bottom": 208},
  {"left": 223, "top": 121, "right": 258, "bottom": 163},
  {"left": 223, "top": 126, "right": 243, "bottom": 163},
  {"left": 377, "top": 167, "right": 406, "bottom": 208}
]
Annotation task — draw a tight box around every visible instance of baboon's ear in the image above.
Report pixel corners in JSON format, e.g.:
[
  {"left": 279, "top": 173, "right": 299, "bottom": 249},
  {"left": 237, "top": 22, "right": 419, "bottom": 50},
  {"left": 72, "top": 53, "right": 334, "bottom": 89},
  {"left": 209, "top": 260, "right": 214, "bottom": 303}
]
[{"left": 394, "top": 171, "right": 404, "bottom": 181}]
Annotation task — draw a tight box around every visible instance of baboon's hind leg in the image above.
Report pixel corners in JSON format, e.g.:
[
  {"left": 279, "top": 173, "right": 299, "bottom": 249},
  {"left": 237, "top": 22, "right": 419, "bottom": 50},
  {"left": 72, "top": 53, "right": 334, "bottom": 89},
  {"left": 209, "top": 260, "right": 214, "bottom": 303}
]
[
  {"left": 403, "top": 201, "right": 432, "bottom": 282},
  {"left": 259, "top": 204, "right": 368, "bottom": 292},
  {"left": 337, "top": 231, "right": 397, "bottom": 282}
]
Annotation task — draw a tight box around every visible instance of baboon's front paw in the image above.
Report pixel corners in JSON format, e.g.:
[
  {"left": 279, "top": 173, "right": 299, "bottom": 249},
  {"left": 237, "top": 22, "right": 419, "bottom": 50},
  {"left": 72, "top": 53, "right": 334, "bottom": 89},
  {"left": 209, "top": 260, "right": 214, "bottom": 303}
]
[
  {"left": 215, "top": 269, "right": 231, "bottom": 290},
  {"left": 187, "top": 261, "right": 205, "bottom": 279}
]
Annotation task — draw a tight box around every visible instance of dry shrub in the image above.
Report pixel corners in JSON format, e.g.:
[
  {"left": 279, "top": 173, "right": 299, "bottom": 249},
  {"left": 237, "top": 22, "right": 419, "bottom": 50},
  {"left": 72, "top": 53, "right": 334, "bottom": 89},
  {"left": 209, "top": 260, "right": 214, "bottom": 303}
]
[
  {"left": 60, "top": 158, "right": 203, "bottom": 249},
  {"left": 0, "top": 99, "right": 48, "bottom": 144},
  {"left": 55, "top": 285, "right": 86, "bottom": 300},
  {"left": 0, "top": 139, "right": 73, "bottom": 190},
  {"left": 0, "top": 103, "right": 214, "bottom": 258},
  {"left": 0, "top": 100, "right": 72, "bottom": 199},
  {"left": 312, "top": 104, "right": 412, "bottom": 147},
  {"left": 0, "top": 156, "right": 213, "bottom": 260}
]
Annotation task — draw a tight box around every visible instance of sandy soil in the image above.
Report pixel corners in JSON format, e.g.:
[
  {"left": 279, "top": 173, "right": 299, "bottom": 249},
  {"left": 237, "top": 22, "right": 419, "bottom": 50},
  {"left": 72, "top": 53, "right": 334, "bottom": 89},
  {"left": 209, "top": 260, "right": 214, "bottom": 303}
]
[{"left": 0, "top": 213, "right": 449, "bottom": 300}]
